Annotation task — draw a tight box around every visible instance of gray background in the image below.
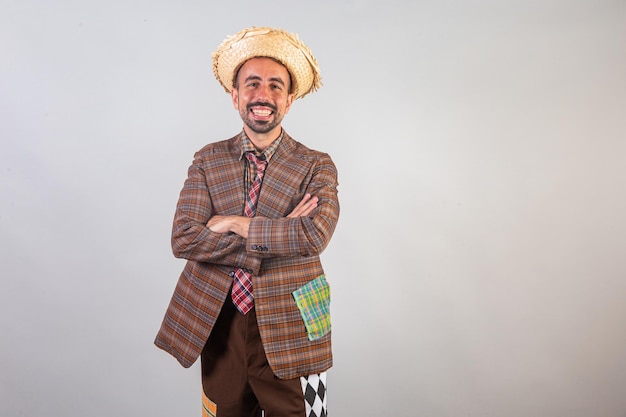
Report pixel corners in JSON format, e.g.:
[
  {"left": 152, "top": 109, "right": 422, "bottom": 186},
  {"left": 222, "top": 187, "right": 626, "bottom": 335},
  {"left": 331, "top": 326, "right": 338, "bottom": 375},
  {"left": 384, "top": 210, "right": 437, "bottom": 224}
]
[{"left": 2, "top": 0, "right": 625, "bottom": 416}]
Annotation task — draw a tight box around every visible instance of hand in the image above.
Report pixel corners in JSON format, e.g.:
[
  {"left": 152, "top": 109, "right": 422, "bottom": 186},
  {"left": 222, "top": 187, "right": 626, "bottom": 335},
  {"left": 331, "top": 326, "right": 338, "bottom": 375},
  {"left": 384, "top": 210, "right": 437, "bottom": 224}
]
[
  {"left": 287, "top": 193, "right": 318, "bottom": 218},
  {"left": 207, "top": 215, "right": 251, "bottom": 238},
  {"left": 206, "top": 215, "right": 232, "bottom": 234},
  {"left": 206, "top": 194, "right": 317, "bottom": 238}
]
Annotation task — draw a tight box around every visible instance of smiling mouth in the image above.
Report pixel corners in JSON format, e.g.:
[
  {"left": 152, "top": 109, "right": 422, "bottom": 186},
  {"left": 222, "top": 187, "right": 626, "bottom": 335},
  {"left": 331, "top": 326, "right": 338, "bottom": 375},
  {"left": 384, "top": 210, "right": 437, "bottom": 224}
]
[{"left": 251, "top": 108, "right": 272, "bottom": 117}]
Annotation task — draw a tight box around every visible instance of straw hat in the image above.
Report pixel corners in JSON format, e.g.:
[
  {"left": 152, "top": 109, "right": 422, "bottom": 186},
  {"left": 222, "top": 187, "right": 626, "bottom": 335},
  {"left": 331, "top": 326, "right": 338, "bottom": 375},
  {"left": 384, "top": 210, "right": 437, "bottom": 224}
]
[{"left": 212, "top": 27, "right": 322, "bottom": 100}]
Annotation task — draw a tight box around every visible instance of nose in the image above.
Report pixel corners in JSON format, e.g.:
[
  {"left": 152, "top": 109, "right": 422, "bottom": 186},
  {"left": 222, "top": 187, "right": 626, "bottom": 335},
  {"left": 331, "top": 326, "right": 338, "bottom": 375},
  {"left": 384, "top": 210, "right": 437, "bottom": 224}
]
[{"left": 255, "top": 83, "right": 272, "bottom": 102}]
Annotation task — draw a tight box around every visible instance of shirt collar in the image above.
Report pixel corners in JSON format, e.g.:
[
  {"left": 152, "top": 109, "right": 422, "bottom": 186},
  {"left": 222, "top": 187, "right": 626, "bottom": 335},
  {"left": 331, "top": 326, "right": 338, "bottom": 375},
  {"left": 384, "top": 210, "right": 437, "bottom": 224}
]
[{"left": 239, "top": 130, "right": 283, "bottom": 162}]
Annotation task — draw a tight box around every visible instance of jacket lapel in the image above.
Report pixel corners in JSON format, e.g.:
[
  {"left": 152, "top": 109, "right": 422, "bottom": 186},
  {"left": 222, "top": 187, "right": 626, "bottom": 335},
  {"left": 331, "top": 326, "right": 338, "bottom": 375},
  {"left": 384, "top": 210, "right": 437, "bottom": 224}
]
[
  {"left": 257, "top": 133, "right": 312, "bottom": 218},
  {"left": 205, "top": 135, "right": 246, "bottom": 216}
]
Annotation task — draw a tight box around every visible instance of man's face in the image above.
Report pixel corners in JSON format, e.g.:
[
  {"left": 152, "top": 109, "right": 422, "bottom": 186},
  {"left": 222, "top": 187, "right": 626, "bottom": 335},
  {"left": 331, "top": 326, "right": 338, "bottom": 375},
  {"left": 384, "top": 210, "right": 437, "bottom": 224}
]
[{"left": 231, "top": 57, "right": 294, "bottom": 136}]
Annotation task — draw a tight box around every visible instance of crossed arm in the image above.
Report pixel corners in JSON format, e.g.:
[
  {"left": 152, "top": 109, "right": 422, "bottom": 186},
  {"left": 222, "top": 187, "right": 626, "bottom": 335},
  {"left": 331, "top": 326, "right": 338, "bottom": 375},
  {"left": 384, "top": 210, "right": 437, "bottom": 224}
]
[
  {"left": 206, "top": 193, "right": 319, "bottom": 238},
  {"left": 172, "top": 148, "right": 338, "bottom": 273}
]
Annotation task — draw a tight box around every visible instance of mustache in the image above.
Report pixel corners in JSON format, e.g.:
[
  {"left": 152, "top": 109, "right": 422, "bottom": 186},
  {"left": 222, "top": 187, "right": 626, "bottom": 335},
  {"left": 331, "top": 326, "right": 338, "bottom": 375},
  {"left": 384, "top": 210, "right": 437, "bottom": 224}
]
[{"left": 247, "top": 102, "right": 277, "bottom": 112}]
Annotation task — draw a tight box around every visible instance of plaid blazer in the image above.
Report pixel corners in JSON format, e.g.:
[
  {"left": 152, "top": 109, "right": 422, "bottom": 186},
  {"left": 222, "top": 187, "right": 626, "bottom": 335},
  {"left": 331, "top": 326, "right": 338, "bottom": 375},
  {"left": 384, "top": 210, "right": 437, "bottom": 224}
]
[{"left": 155, "top": 131, "right": 340, "bottom": 380}]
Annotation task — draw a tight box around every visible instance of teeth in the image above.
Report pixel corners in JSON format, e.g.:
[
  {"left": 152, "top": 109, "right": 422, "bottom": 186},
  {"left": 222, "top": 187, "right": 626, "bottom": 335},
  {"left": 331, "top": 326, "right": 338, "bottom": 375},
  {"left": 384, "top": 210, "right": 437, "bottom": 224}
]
[{"left": 252, "top": 109, "right": 271, "bottom": 116}]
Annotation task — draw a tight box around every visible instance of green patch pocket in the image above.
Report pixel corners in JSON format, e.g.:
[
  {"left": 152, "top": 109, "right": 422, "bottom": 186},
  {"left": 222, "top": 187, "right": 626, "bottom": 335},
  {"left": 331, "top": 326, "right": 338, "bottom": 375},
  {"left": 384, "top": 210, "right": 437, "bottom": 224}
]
[{"left": 292, "top": 274, "right": 331, "bottom": 341}]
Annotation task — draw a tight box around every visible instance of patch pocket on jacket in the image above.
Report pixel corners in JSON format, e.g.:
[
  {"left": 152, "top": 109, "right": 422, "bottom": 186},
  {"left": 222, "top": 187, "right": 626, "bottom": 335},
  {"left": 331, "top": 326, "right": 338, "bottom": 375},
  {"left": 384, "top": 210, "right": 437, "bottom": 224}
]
[{"left": 292, "top": 274, "right": 331, "bottom": 341}]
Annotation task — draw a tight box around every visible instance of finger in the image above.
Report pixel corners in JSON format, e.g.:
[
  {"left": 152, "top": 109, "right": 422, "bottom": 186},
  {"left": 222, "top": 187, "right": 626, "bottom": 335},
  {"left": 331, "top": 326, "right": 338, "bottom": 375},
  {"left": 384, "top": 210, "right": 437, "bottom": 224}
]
[
  {"left": 295, "top": 193, "right": 312, "bottom": 209},
  {"left": 287, "top": 194, "right": 312, "bottom": 218},
  {"left": 301, "top": 197, "right": 318, "bottom": 216},
  {"left": 289, "top": 196, "right": 318, "bottom": 218}
]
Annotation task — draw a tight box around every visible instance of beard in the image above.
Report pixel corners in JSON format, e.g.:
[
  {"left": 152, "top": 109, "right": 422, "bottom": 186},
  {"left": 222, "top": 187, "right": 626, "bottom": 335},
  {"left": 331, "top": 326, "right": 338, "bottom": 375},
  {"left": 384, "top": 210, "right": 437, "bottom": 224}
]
[{"left": 239, "top": 102, "right": 284, "bottom": 134}]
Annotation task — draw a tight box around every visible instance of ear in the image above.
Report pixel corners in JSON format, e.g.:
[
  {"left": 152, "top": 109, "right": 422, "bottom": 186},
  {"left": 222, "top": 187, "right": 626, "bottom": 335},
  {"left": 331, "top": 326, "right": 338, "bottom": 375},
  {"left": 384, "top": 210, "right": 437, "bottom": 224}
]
[
  {"left": 231, "top": 88, "right": 239, "bottom": 110},
  {"left": 284, "top": 93, "right": 295, "bottom": 114}
]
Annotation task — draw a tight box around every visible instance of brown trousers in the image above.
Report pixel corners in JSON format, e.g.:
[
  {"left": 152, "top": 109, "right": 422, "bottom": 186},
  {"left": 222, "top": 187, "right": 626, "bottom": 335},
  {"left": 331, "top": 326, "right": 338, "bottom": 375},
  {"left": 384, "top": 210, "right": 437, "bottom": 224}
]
[{"left": 201, "top": 298, "right": 306, "bottom": 417}]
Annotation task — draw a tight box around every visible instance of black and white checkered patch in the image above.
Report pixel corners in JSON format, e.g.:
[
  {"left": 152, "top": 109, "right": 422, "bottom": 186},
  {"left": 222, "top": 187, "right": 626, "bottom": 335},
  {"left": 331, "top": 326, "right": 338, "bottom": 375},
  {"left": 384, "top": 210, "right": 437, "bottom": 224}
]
[{"left": 300, "top": 372, "right": 327, "bottom": 417}]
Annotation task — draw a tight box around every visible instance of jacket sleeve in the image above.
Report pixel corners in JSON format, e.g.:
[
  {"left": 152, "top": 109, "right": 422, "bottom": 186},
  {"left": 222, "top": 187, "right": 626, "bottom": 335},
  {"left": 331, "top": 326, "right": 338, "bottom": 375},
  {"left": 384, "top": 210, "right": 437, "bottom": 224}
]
[
  {"left": 247, "top": 152, "right": 340, "bottom": 258},
  {"left": 171, "top": 151, "right": 262, "bottom": 272}
]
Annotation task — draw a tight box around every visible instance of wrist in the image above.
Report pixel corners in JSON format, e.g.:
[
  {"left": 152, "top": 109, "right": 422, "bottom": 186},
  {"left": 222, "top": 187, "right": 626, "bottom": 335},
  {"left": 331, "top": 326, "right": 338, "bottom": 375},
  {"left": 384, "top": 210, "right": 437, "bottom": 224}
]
[{"left": 232, "top": 216, "right": 251, "bottom": 239}]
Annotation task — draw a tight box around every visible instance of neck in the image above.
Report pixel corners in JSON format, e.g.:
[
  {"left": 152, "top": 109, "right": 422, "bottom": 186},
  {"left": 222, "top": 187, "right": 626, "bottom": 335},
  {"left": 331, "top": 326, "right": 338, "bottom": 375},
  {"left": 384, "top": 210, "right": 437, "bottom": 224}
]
[{"left": 243, "top": 125, "right": 282, "bottom": 152}]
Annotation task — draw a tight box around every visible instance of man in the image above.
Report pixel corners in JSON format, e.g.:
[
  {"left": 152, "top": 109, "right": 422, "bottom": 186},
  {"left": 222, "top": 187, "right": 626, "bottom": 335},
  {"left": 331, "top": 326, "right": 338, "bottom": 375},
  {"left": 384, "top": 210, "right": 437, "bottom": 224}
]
[{"left": 155, "top": 27, "right": 340, "bottom": 417}]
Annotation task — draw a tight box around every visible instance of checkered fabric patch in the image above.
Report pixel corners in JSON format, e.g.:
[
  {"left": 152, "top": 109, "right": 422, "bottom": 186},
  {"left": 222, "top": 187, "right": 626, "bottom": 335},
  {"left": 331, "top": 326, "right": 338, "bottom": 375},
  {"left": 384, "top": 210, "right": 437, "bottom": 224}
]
[
  {"left": 292, "top": 275, "right": 331, "bottom": 341},
  {"left": 201, "top": 390, "right": 217, "bottom": 417},
  {"left": 300, "top": 372, "right": 327, "bottom": 417}
]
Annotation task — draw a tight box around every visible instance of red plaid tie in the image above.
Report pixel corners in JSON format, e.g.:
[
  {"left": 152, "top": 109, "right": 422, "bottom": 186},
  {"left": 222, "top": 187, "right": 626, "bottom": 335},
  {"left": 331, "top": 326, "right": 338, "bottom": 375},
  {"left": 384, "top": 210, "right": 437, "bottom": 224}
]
[{"left": 231, "top": 152, "right": 267, "bottom": 314}]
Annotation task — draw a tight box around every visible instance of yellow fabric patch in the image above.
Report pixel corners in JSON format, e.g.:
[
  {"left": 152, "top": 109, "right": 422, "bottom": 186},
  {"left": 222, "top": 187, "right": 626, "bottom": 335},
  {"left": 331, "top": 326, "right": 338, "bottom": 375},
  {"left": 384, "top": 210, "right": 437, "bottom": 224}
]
[
  {"left": 292, "top": 274, "right": 331, "bottom": 341},
  {"left": 202, "top": 391, "right": 217, "bottom": 417}
]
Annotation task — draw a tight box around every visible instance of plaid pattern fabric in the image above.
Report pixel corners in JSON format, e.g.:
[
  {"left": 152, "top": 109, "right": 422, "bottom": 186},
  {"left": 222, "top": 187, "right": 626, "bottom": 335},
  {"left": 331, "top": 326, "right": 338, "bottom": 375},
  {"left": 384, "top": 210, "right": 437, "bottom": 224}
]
[
  {"left": 301, "top": 372, "right": 327, "bottom": 417},
  {"left": 231, "top": 152, "right": 267, "bottom": 314},
  {"left": 243, "top": 152, "right": 267, "bottom": 217},
  {"left": 292, "top": 275, "right": 331, "bottom": 341},
  {"left": 231, "top": 268, "right": 254, "bottom": 314},
  {"left": 201, "top": 391, "right": 217, "bottom": 417},
  {"left": 241, "top": 131, "right": 281, "bottom": 196},
  {"left": 155, "top": 131, "right": 340, "bottom": 379}
]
